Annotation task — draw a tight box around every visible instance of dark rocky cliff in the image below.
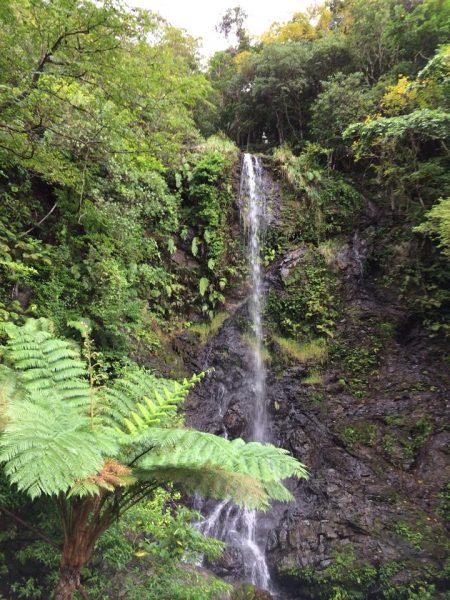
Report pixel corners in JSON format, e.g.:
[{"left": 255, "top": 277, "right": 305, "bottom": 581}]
[{"left": 176, "top": 205, "right": 450, "bottom": 598}]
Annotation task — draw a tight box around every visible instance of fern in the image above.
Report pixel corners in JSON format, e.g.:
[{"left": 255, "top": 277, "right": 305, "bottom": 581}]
[
  {"left": 103, "top": 369, "right": 205, "bottom": 430},
  {"left": 0, "top": 319, "right": 90, "bottom": 408},
  {"left": 132, "top": 428, "right": 307, "bottom": 509},
  {"left": 0, "top": 391, "right": 116, "bottom": 498},
  {"left": 0, "top": 318, "right": 309, "bottom": 598},
  {"left": 135, "top": 464, "right": 268, "bottom": 509},
  {"left": 0, "top": 319, "right": 308, "bottom": 510}
]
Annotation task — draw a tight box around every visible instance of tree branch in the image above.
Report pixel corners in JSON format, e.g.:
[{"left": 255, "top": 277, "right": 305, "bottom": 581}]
[
  {"left": 20, "top": 202, "right": 59, "bottom": 237},
  {"left": 0, "top": 505, "right": 61, "bottom": 550}
]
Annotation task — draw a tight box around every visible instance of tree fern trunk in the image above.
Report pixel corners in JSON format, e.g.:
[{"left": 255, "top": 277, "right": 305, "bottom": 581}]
[
  {"left": 53, "top": 497, "right": 94, "bottom": 600},
  {"left": 53, "top": 565, "right": 83, "bottom": 600}
]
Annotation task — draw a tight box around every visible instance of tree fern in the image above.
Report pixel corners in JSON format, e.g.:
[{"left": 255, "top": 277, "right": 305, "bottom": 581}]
[
  {"left": 0, "top": 319, "right": 90, "bottom": 407},
  {"left": 0, "top": 391, "right": 116, "bottom": 498},
  {"left": 0, "top": 318, "right": 308, "bottom": 599},
  {"left": 130, "top": 428, "right": 307, "bottom": 508},
  {"left": 0, "top": 319, "right": 308, "bottom": 506}
]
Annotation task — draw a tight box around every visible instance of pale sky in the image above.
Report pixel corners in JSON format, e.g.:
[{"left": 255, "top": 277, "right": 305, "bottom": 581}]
[{"left": 129, "top": 0, "right": 311, "bottom": 57}]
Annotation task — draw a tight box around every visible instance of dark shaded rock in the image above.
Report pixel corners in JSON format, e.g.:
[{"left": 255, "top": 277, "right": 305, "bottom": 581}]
[
  {"left": 224, "top": 399, "right": 249, "bottom": 437},
  {"left": 171, "top": 247, "right": 199, "bottom": 269},
  {"left": 181, "top": 235, "right": 450, "bottom": 599},
  {"left": 231, "top": 582, "right": 274, "bottom": 600},
  {"left": 184, "top": 304, "right": 263, "bottom": 440},
  {"left": 208, "top": 547, "right": 245, "bottom": 581}
]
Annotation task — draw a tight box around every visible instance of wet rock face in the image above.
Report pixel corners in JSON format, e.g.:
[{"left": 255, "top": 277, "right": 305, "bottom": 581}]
[
  {"left": 185, "top": 303, "right": 260, "bottom": 441},
  {"left": 182, "top": 236, "right": 450, "bottom": 598},
  {"left": 208, "top": 547, "right": 246, "bottom": 581},
  {"left": 264, "top": 260, "right": 449, "bottom": 595}
]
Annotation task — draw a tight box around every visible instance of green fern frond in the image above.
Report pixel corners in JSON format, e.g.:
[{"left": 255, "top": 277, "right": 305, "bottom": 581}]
[
  {"left": 1, "top": 319, "right": 91, "bottom": 408},
  {"left": 0, "top": 318, "right": 52, "bottom": 338},
  {"left": 67, "top": 319, "right": 92, "bottom": 338},
  {"left": 134, "top": 463, "right": 269, "bottom": 510},
  {"left": 68, "top": 479, "right": 101, "bottom": 498},
  {"left": 3, "top": 319, "right": 85, "bottom": 389},
  {"left": 263, "top": 479, "right": 296, "bottom": 503},
  {"left": 0, "top": 365, "right": 27, "bottom": 425},
  {"left": 104, "top": 370, "right": 205, "bottom": 431},
  {"left": 0, "top": 394, "right": 107, "bottom": 498},
  {"left": 133, "top": 428, "right": 307, "bottom": 507}
]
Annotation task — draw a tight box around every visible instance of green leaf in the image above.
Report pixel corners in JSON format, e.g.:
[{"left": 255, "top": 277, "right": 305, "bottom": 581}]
[
  {"left": 191, "top": 237, "right": 199, "bottom": 257},
  {"left": 199, "top": 277, "right": 209, "bottom": 297}
]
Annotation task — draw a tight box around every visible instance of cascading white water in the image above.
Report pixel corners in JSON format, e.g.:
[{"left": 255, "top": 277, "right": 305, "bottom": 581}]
[
  {"left": 239, "top": 153, "right": 268, "bottom": 443},
  {"left": 198, "top": 153, "right": 272, "bottom": 592}
]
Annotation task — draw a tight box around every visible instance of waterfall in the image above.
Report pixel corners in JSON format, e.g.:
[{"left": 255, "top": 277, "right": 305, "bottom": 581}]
[
  {"left": 198, "top": 153, "right": 272, "bottom": 592},
  {"left": 239, "top": 153, "right": 268, "bottom": 442},
  {"left": 352, "top": 230, "right": 364, "bottom": 282}
]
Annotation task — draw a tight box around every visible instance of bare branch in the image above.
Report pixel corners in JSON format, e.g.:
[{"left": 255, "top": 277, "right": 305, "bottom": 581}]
[
  {"left": 0, "top": 505, "right": 61, "bottom": 550},
  {"left": 20, "top": 202, "right": 59, "bottom": 237}
]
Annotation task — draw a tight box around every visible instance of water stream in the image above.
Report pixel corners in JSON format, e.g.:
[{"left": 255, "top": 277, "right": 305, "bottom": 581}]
[
  {"left": 352, "top": 230, "right": 364, "bottom": 282},
  {"left": 198, "top": 153, "right": 272, "bottom": 592},
  {"left": 240, "top": 153, "right": 268, "bottom": 443}
]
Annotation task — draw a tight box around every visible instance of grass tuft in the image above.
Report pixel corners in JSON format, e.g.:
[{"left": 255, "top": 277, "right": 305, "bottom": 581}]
[
  {"left": 195, "top": 135, "right": 239, "bottom": 158},
  {"left": 273, "top": 336, "right": 328, "bottom": 363},
  {"left": 242, "top": 332, "right": 271, "bottom": 362},
  {"left": 303, "top": 369, "right": 324, "bottom": 385},
  {"left": 188, "top": 312, "right": 229, "bottom": 345}
]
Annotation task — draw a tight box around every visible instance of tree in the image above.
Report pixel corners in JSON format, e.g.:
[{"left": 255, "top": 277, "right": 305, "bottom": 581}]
[
  {"left": 0, "top": 318, "right": 307, "bottom": 600},
  {"left": 216, "top": 6, "right": 250, "bottom": 52},
  {"left": 338, "top": 0, "right": 400, "bottom": 83},
  {"left": 261, "top": 12, "right": 317, "bottom": 43},
  {"left": 415, "top": 196, "right": 450, "bottom": 256},
  {"left": 0, "top": 0, "right": 213, "bottom": 348},
  {"left": 388, "top": 0, "right": 450, "bottom": 70},
  {"left": 0, "top": 0, "right": 209, "bottom": 183},
  {"left": 244, "top": 43, "right": 313, "bottom": 145},
  {"left": 343, "top": 45, "right": 450, "bottom": 210},
  {"left": 311, "top": 72, "right": 376, "bottom": 156}
]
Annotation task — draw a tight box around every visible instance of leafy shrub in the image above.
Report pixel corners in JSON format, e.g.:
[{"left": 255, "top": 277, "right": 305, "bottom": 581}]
[{"left": 266, "top": 250, "right": 338, "bottom": 338}]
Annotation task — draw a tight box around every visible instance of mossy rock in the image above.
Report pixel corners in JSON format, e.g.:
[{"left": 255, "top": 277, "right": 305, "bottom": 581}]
[{"left": 231, "top": 582, "right": 273, "bottom": 600}]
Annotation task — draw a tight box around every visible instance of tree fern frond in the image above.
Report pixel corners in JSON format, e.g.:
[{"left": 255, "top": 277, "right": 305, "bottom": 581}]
[
  {"left": 68, "top": 459, "right": 136, "bottom": 498},
  {"left": 134, "top": 463, "right": 269, "bottom": 510},
  {"left": 1, "top": 320, "right": 91, "bottom": 406},
  {"left": 20, "top": 368, "right": 54, "bottom": 386},
  {"left": 68, "top": 479, "right": 101, "bottom": 498},
  {"left": 52, "top": 366, "right": 87, "bottom": 382},
  {"left": 9, "top": 357, "right": 49, "bottom": 370},
  {"left": 0, "top": 318, "right": 52, "bottom": 339},
  {"left": 103, "top": 370, "right": 205, "bottom": 430},
  {"left": 58, "top": 385, "right": 91, "bottom": 408},
  {"left": 0, "top": 365, "right": 27, "bottom": 428},
  {"left": 0, "top": 391, "right": 116, "bottom": 498},
  {"left": 262, "top": 479, "right": 295, "bottom": 503},
  {"left": 129, "top": 428, "right": 234, "bottom": 461},
  {"left": 132, "top": 428, "right": 307, "bottom": 506},
  {"left": 43, "top": 345, "right": 80, "bottom": 362},
  {"left": 237, "top": 442, "right": 308, "bottom": 477}
]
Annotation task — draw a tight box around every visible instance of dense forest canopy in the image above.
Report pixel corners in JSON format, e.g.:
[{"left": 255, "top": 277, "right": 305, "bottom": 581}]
[
  {"left": 203, "top": 0, "right": 450, "bottom": 338},
  {"left": 0, "top": 0, "right": 449, "bottom": 598}
]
